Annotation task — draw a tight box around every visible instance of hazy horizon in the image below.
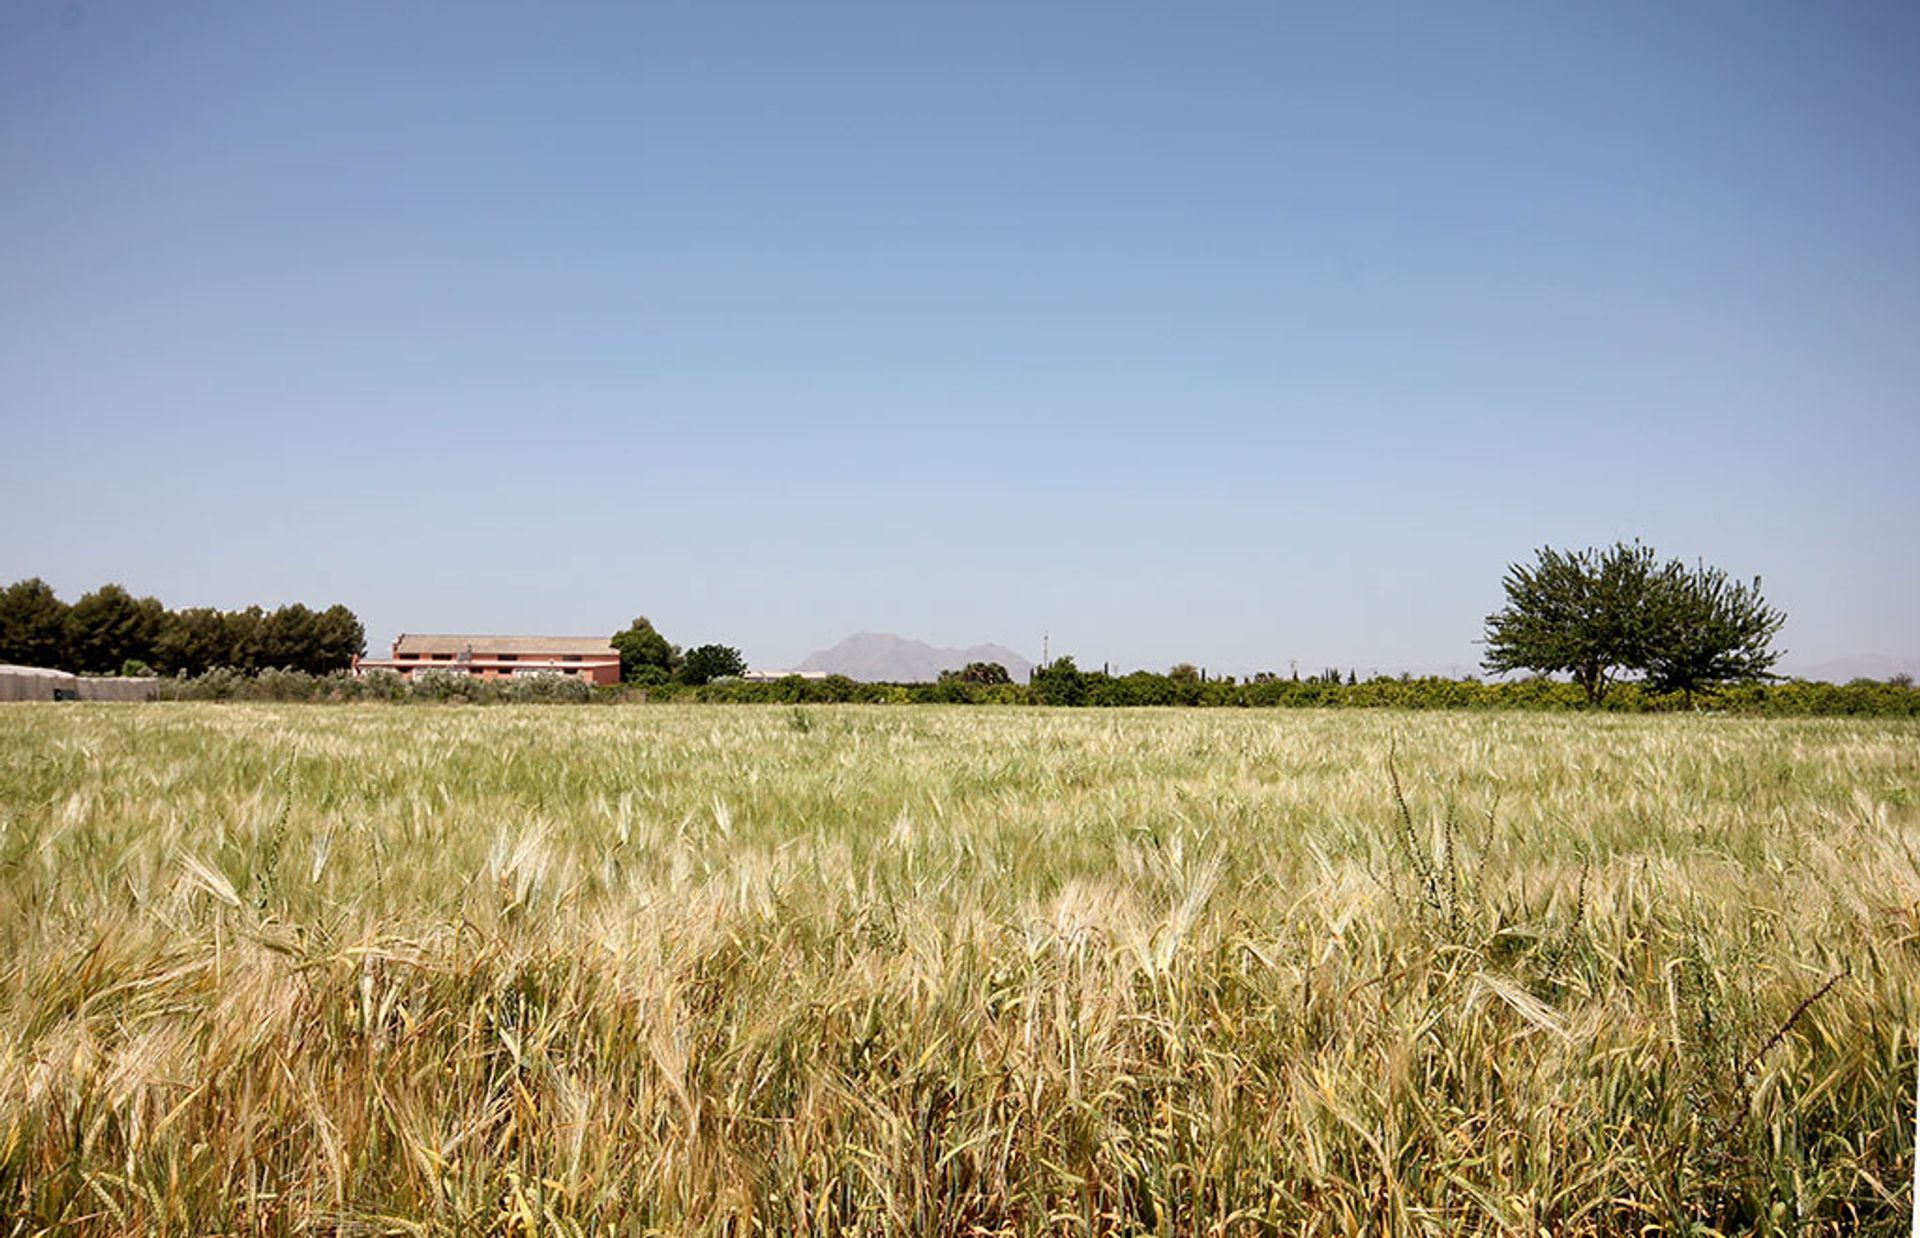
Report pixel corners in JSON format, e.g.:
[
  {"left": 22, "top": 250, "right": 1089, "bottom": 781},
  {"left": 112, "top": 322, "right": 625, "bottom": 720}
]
[{"left": 4, "top": 4, "right": 1916, "bottom": 677}]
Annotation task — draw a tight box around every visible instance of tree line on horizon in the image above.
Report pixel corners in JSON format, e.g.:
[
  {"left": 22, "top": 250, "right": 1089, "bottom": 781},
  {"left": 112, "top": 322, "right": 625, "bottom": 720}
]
[
  {"left": 606, "top": 662, "right": 1917, "bottom": 715},
  {"left": 953, "top": 541, "right": 1796, "bottom": 707},
  {"left": 0, "top": 578, "right": 365, "bottom": 677},
  {"left": 0, "top": 543, "right": 1869, "bottom": 703}
]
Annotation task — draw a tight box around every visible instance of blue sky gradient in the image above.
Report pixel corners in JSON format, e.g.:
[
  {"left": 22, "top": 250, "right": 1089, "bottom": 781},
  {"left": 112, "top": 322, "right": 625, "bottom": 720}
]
[{"left": 3, "top": 2, "right": 1915, "bottom": 674}]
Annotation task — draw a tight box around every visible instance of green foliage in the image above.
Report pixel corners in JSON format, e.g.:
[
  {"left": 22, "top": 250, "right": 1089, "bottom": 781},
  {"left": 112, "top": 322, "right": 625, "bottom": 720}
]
[
  {"left": 182, "top": 603, "right": 362, "bottom": 676},
  {"left": 152, "top": 660, "right": 1920, "bottom": 716},
  {"left": 676, "top": 643, "right": 746, "bottom": 685},
  {"left": 313, "top": 604, "right": 368, "bottom": 673},
  {"left": 222, "top": 606, "right": 266, "bottom": 672},
  {"left": 357, "top": 669, "right": 410, "bottom": 701},
  {"left": 943, "top": 660, "right": 1012, "bottom": 686},
  {"left": 154, "top": 607, "right": 233, "bottom": 676},
  {"left": 1, "top": 578, "right": 363, "bottom": 677},
  {"left": 611, "top": 616, "right": 679, "bottom": 683},
  {"left": 162, "top": 668, "right": 590, "bottom": 705},
  {"left": 1484, "top": 543, "right": 1786, "bottom": 706},
  {"left": 63, "top": 584, "right": 167, "bottom": 675},
  {"left": 1030, "top": 656, "right": 1088, "bottom": 706},
  {"left": 500, "top": 671, "right": 593, "bottom": 703},
  {"left": 819, "top": 674, "right": 868, "bottom": 702},
  {"left": 0, "top": 578, "right": 69, "bottom": 667},
  {"left": 254, "top": 667, "right": 324, "bottom": 701},
  {"left": 1483, "top": 542, "right": 1667, "bottom": 704},
  {"left": 1641, "top": 562, "right": 1786, "bottom": 704},
  {"left": 409, "top": 668, "right": 489, "bottom": 702},
  {"left": 258, "top": 603, "right": 321, "bottom": 671}
]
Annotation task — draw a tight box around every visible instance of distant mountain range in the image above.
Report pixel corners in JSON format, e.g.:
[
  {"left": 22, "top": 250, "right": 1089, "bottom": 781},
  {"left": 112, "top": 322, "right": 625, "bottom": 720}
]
[
  {"left": 798, "top": 633, "right": 1034, "bottom": 683},
  {"left": 1778, "top": 654, "right": 1917, "bottom": 683}
]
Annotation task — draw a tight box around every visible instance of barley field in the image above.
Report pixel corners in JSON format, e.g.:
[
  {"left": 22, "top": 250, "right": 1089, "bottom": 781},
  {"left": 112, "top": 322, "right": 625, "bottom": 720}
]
[{"left": 0, "top": 704, "right": 1914, "bottom": 1235}]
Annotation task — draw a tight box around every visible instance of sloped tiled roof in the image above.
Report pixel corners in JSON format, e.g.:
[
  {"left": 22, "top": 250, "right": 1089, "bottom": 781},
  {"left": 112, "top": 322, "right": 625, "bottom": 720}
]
[{"left": 392, "top": 634, "right": 616, "bottom": 657}]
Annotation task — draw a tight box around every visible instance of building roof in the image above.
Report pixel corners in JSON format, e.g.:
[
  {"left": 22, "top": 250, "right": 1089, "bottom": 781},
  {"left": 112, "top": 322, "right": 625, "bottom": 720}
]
[
  {"left": 0, "top": 664, "right": 78, "bottom": 679},
  {"left": 393, "top": 634, "right": 617, "bottom": 657}
]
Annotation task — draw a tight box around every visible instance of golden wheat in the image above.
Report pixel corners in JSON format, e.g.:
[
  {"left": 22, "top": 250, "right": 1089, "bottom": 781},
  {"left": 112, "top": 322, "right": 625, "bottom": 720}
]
[{"left": 0, "top": 703, "right": 1913, "bottom": 1234}]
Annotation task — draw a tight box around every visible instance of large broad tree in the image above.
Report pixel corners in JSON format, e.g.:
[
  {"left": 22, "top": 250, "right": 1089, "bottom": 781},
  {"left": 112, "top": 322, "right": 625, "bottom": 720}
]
[
  {"left": 155, "top": 607, "right": 234, "bottom": 676},
  {"left": 1484, "top": 543, "right": 1787, "bottom": 706},
  {"left": 676, "top": 643, "right": 746, "bottom": 685},
  {"left": 0, "top": 578, "right": 71, "bottom": 668},
  {"left": 1030, "top": 656, "right": 1088, "bottom": 706},
  {"left": 258, "top": 603, "right": 321, "bottom": 672},
  {"left": 1481, "top": 542, "right": 1668, "bottom": 705},
  {"left": 612, "top": 616, "right": 679, "bottom": 683},
  {"left": 222, "top": 606, "right": 267, "bottom": 673},
  {"left": 1642, "top": 562, "right": 1785, "bottom": 706},
  {"left": 312, "top": 604, "right": 368, "bottom": 673},
  {"left": 64, "top": 584, "right": 166, "bottom": 675},
  {"left": 955, "top": 661, "right": 1012, "bottom": 686}
]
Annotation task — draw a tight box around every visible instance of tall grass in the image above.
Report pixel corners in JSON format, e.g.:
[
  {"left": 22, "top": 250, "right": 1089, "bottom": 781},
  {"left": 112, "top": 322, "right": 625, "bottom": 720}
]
[{"left": 0, "top": 704, "right": 1913, "bottom": 1233}]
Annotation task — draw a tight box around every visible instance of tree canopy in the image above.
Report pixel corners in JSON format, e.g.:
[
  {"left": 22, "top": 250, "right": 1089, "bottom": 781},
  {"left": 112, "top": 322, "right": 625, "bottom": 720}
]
[
  {"left": 611, "top": 617, "right": 678, "bottom": 683},
  {"left": 1482, "top": 544, "right": 1785, "bottom": 705},
  {"left": 1030, "top": 656, "right": 1088, "bottom": 706},
  {"left": 0, "top": 579, "right": 363, "bottom": 676},
  {"left": 1640, "top": 562, "right": 1785, "bottom": 704},
  {"left": 942, "top": 661, "right": 1012, "bottom": 686},
  {"left": 610, "top": 619, "right": 750, "bottom": 687},
  {"left": 64, "top": 585, "right": 167, "bottom": 675},
  {"left": 0, "top": 578, "right": 69, "bottom": 668},
  {"left": 677, "top": 643, "right": 746, "bottom": 686}
]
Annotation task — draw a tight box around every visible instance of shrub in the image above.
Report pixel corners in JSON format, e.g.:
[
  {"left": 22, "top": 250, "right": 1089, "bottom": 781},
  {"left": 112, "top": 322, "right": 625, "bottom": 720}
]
[
  {"left": 503, "top": 672, "right": 592, "bottom": 704},
  {"left": 357, "top": 669, "right": 410, "bottom": 702},
  {"left": 410, "top": 669, "right": 490, "bottom": 703}
]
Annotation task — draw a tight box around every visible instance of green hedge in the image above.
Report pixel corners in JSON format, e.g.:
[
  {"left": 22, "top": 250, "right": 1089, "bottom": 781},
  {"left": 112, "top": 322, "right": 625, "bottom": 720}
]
[
  {"left": 612, "top": 672, "right": 1920, "bottom": 716},
  {"left": 146, "top": 668, "right": 1919, "bottom": 716},
  {"left": 158, "top": 667, "right": 591, "bottom": 704}
]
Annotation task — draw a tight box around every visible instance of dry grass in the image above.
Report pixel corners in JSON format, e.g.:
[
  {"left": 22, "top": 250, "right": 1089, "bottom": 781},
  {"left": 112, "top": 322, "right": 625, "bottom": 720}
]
[{"left": 0, "top": 703, "right": 1914, "bottom": 1234}]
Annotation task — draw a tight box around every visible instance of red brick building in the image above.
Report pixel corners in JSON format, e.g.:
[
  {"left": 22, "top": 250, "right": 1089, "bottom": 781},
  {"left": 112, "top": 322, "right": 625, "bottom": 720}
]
[{"left": 353, "top": 634, "right": 622, "bottom": 686}]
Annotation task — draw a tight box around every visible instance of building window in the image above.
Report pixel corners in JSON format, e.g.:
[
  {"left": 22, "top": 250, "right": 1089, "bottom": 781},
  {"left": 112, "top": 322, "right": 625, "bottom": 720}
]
[
  {"left": 564, "top": 655, "right": 581, "bottom": 662},
  {"left": 400, "top": 653, "right": 419, "bottom": 661},
  {"left": 498, "top": 654, "right": 518, "bottom": 662},
  {"left": 433, "top": 653, "right": 452, "bottom": 661}
]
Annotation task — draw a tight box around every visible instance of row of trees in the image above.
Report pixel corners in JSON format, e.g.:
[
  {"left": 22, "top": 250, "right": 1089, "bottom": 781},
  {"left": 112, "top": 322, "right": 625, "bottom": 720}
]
[
  {"left": 610, "top": 541, "right": 1784, "bottom": 706},
  {"left": 1482, "top": 543, "right": 1785, "bottom": 705},
  {"left": 610, "top": 617, "right": 746, "bottom": 686},
  {"left": 942, "top": 541, "right": 1788, "bottom": 710},
  {"left": 2, "top": 541, "right": 1784, "bottom": 699},
  {"left": 0, "top": 579, "right": 365, "bottom": 677},
  {"left": 630, "top": 667, "right": 1917, "bottom": 714}
]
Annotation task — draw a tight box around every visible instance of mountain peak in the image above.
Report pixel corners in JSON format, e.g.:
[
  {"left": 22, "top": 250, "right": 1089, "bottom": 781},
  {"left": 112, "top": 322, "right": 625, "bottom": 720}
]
[{"left": 797, "top": 633, "right": 1034, "bottom": 684}]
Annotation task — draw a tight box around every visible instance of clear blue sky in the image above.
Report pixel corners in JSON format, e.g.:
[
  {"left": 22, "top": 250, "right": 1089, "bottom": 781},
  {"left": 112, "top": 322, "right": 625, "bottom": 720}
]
[{"left": 3, "top": 2, "right": 1916, "bottom": 676}]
